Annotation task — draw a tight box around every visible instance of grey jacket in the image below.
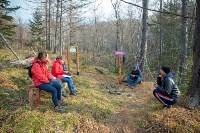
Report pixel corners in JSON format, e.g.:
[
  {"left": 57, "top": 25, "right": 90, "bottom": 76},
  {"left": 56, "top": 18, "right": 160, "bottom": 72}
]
[{"left": 157, "top": 72, "right": 180, "bottom": 100}]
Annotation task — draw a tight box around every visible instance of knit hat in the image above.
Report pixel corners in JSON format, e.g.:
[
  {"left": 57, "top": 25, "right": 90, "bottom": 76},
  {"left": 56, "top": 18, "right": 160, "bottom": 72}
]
[
  {"left": 161, "top": 66, "right": 170, "bottom": 74},
  {"left": 133, "top": 64, "right": 138, "bottom": 71}
]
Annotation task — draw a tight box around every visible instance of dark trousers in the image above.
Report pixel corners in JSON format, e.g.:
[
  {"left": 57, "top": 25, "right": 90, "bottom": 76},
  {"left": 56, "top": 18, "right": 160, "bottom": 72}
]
[{"left": 153, "top": 88, "right": 177, "bottom": 106}]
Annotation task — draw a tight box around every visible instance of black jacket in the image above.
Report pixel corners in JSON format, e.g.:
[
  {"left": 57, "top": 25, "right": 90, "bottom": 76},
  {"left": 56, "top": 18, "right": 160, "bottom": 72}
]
[{"left": 157, "top": 72, "right": 180, "bottom": 100}]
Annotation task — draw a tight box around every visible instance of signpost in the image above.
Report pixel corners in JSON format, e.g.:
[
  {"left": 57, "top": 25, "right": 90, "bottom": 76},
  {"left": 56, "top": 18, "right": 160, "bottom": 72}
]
[
  {"left": 114, "top": 51, "right": 125, "bottom": 84},
  {"left": 67, "top": 46, "right": 80, "bottom": 75}
]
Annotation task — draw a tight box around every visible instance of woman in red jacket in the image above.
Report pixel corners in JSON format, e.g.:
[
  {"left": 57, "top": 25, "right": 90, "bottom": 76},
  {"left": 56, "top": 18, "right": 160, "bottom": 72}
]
[
  {"left": 31, "top": 51, "right": 64, "bottom": 113},
  {"left": 51, "top": 56, "right": 77, "bottom": 96}
]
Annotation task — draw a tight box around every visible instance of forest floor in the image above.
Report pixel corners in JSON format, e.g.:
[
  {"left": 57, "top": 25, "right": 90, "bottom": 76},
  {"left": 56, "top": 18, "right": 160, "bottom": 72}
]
[{"left": 0, "top": 49, "right": 200, "bottom": 133}]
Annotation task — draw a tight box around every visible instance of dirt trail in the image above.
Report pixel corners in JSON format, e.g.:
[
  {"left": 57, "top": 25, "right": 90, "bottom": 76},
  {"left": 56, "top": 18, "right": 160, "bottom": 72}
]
[
  {"left": 80, "top": 68, "right": 155, "bottom": 133},
  {"left": 76, "top": 67, "right": 200, "bottom": 133}
]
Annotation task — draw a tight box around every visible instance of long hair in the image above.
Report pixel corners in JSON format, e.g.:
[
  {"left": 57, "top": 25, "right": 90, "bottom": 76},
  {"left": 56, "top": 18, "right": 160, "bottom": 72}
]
[{"left": 37, "top": 51, "right": 47, "bottom": 60}]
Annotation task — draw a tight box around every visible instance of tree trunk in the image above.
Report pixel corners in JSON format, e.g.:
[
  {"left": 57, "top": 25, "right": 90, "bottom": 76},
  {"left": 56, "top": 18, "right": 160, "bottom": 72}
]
[
  {"left": 48, "top": 0, "right": 51, "bottom": 50},
  {"left": 54, "top": 0, "right": 60, "bottom": 54},
  {"left": 159, "top": 0, "right": 163, "bottom": 68},
  {"left": 178, "top": 0, "right": 188, "bottom": 84},
  {"left": 69, "top": 0, "right": 73, "bottom": 46},
  {"left": 45, "top": 0, "right": 50, "bottom": 50},
  {"left": 111, "top": 0, "right": 120, "bottom": 51},
  {"left": 139, "top": 0, "right": 148, "bottom": 72},
  {"left": 59, "top": 0, "right": 63, "bottom": 55},
  {"left": 185, "top": 0, "right": 200, "bottom": 108}
]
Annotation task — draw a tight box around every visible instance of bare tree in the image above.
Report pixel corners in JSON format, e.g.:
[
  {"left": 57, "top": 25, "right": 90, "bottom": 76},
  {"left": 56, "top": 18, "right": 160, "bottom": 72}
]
[
  {"left": 59, "top": 0, "right": 63, "bottom": 55},
  {"left": 48, "top": 0, "right": 51, "bottom": 50},
  {"left": 45, "top": 0, "right": 48, "bottom": 50},
  {"left": 139, "top": 0, "right": 149, "bottom": 72},
  {"left": 159, "top": 0, "right": 163, "bottom": 67},
  {"left": 91, "top": 0, "right": 102, "bottom": 62},
  {"left": 111, "top": 0, "right": 121, "bottom": 51},
  {"left": 16, "top": 17, "right": 24, "bottom": 49},
  {"left": 178, "top": 0, "right": 188, "bottom": 84},
  {"left": 54, "top": 0, "right": 60, "bottom": 53}
]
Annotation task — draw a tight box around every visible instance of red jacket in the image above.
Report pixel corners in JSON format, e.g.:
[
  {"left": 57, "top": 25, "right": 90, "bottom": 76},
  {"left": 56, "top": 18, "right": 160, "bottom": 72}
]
[
  {"left": 51, "top": 59, "right": 64, "bottom": 79},
  {"left": 31, "top": 58, "right": 54, "bottom": 87}
]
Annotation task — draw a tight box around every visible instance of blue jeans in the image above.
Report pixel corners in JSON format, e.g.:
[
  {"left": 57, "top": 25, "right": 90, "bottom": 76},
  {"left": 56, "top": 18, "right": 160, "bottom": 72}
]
[
  {"left": 61, "top": 77, "right": 75, "bottom": 94},
  {"left": 127, "top": 75, "right": 142, "bottom": 88},
  {"left": 37, "top": 80, "right": 62, "bottom": 107},
  {"left": 153, "top": 88, "right": 177, "bottom": 106}
]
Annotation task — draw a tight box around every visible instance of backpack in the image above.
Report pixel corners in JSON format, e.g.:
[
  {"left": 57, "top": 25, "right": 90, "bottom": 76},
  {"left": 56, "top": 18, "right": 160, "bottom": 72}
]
[
  {"left": 26, "top": 62, "right": 39, "bottom": 78},
  {"left": 27, "top": 64, "right": 33, "bottom": 78}
]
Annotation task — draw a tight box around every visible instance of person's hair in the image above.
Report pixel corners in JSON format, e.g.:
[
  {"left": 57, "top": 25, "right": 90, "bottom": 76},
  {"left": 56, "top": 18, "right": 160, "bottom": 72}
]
[
  {"left": 56, "top": 55, "right": 63, "bottom": 60},
  {"left": 37, "top": 51, "right": 47, "bottom": 60}
]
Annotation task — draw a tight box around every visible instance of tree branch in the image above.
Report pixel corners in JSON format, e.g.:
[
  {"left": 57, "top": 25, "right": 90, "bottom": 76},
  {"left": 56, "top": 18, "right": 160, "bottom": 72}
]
[{"left": 120, "top": 0, "right": 194, "bottom": 19}]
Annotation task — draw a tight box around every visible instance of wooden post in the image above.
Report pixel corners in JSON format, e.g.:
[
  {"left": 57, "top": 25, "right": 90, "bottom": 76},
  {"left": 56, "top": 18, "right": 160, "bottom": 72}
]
[
  {"left": 67, "top": 46, "right": 70, "bottom": 71},
  {"left": 115, "top": 51, "right": 125, "bottom": 84},
  {"left": 76, "top": 49, "right": 80, "bottom": 75},
  {"left": 118, "top": 55, "right": 122, "bottom": 84}
]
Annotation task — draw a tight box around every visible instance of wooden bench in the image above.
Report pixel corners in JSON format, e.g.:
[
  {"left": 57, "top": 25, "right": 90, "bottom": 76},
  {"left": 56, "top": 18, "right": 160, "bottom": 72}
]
[{"left": 28, "top": 85, "right": 40, "bottom": 108}]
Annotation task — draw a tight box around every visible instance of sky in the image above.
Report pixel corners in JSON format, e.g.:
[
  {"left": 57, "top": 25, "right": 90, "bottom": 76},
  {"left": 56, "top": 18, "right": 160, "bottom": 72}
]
[
  {"left": 10, "top": 0, "right": 35, "bottom": 23},
  {"left": 10, "top": 0, "right": 117, "bottom": 22},
  {"left": 9, "top": 0, "right": 145, "bottom": 23}
]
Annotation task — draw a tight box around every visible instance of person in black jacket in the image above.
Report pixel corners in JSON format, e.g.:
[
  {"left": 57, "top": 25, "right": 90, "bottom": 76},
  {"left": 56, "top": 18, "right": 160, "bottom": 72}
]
[
  {"left": 127, "top": 64, "right": 143, "bottom": 89},
  {"left": 153, "top": 66, "right": 180, "bottom": 110}
]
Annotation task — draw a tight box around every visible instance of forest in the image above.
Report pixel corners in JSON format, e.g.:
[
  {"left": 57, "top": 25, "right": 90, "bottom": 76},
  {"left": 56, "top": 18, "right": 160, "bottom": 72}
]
[{"left": 0, "top": 0, "right": 200, "bottom": 132}]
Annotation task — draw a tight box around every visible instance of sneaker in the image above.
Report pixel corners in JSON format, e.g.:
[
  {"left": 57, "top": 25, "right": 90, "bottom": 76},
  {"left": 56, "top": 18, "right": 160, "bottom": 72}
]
[
  {"left": 130, "top": 86, "right": 134, "bottom": 89},
  {"left": 74, "top": 90, "right": 78, "bottom": 94},
  {"left": 163, "top": 105, "right": 172, "bottom": 110},
  {"left": 62, "top": 93, "right": 67, "bottom": 97},
  {"left": 59, "top": 100, "right": 68, "bottom": 106},
  {"left": 70, "top": 93, "right": 77, "bottom": 96},
  {"left": 54, "top": 106, "right": 65, "bottom": 113}
]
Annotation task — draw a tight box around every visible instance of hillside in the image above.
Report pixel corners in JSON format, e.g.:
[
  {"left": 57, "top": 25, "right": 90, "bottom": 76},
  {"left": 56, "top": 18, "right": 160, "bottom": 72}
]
[{"left": 0, "top": 50, "right": 199, "bottom": 133}]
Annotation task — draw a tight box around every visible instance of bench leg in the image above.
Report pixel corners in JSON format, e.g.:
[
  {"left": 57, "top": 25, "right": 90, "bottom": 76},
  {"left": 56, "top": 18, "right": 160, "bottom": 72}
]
[
  {"left": 28, "top": 88, "right": 34, "bottom": 108},
  {"left": 35, "top": 89, "right": 40, "bottom": 106}
]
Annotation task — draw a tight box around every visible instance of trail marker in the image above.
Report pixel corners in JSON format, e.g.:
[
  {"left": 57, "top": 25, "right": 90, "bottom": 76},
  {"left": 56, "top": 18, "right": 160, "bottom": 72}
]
[
  {"left": 115, "top": 51, "right": 126, "bottom": 84},
  {"left": 67, "top": 46, "right": 80, "bottom": 75}
]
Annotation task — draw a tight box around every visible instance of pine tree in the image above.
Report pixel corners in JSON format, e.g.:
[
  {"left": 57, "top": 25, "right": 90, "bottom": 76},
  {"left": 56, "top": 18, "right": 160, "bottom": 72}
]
[
  {"left": 0, "top": 0, "right": 19, "bottom": 41},
  {"left": 29, "top": 8, "right": 45, "bottom": 50}
]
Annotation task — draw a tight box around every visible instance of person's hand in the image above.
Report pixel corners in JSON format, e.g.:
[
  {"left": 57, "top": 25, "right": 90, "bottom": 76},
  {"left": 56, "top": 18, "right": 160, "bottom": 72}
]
[
  {"left": 131, "top": 74, "right": 135, "bottom": 77},
  {"left": 154, "top": 83, "right": 158, "bottom": 88},
  {"left": 64, "top": 71, "right": 71, "bottom": 75},
  {"left": 64, "top": 71, "right": 69, "bottom": 74}
]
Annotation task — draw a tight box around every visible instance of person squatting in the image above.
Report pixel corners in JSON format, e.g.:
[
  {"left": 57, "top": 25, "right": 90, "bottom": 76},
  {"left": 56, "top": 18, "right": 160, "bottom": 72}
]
[{"left": 153, "top": 66, "right": 180, "bottom": 110}]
